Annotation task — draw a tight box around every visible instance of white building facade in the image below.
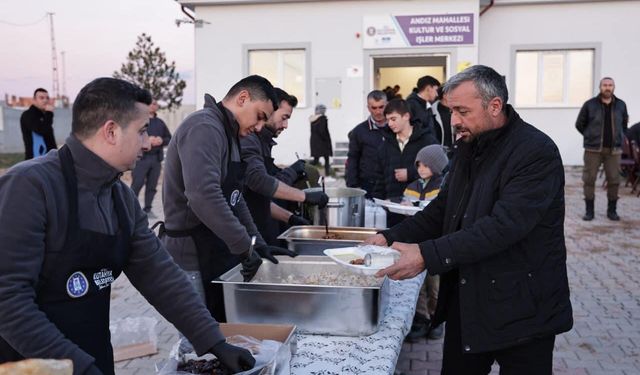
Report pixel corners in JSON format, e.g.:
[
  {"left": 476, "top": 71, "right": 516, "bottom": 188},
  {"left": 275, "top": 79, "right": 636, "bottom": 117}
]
[{"left": 179, "top": 0, "right": 639, "bottom": 165}]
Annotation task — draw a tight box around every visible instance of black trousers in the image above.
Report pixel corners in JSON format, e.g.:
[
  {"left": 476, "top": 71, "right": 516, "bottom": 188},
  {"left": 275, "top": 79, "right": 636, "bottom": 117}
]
[
  {"left": 313, "top": 155, "right": 331, "bottom": 175},
  {"left": 442, "top": 287, "right": 555, "bottom": 375},
  {"left": 131, "top": 156, "right": 162, "bottom": 210}
]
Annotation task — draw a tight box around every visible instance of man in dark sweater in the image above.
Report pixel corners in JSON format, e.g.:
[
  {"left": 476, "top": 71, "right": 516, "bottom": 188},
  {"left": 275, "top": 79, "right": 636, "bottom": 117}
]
[
  {"left": 366, "top": 65, "right": 572, "bottom": 375},
  {"left": 241, "top": 88, "right": 328, "bottom": 246},
  {"left": 0, "top": 78, "right": 254, "bottom": 375},
  {"left": 20, "top": 88, "right": 57, "bottom": 160},
  {"left": 346, "top": 90, "right": 388, "bottom": 196},
  {"left": 130, "top": 99, "right": 172, "bottom": 216}
]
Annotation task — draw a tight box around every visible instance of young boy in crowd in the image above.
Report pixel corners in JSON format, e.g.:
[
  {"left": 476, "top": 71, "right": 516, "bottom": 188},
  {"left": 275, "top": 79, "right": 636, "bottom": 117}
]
[
  {"left": 404, "top": 144, "right": 449, "bottom": 342},
  {"left": 403, "top": 144, "right": 448, "bottom": 202}
]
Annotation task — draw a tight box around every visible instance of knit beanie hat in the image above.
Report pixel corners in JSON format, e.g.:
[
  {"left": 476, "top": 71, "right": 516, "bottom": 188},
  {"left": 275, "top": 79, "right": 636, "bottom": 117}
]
[
  {"left": 415, "top": 145, "right": 448, "bottom": 175},
  {"left": 315, "top": 104, "right": 327, "bottom": 115}
]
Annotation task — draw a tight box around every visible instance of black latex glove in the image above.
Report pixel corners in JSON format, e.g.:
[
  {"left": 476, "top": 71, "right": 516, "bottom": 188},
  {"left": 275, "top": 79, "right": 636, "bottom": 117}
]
[
  {"left": 288, "top": 214, "right": 311, "bottom": 226},
  {"left": 255, "top": 245, "right": 297, "bottom": 264},
  {"left": 289, "top": 159, "right": 307, "bottom": 177},
  {"left": 304, "top": 191, "right": 329, "bottom": 209},
  {"left": 240, "top": 250, "right": 262, "bottom": 282},
  {"left": 209, "top": 340, "right": 256, "bottom": 373}
]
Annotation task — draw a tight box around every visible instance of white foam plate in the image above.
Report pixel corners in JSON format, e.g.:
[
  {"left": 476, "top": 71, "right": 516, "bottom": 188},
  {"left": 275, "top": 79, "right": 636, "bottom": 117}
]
[
  {"left": 323, "top": 245, "right": 399, "bottom": 276},
  {"left": 386, "top": 204, "right": 422, "bottom": 216},
  {"left": 373, "top": 198, "right": 424, "bottom": 216}
]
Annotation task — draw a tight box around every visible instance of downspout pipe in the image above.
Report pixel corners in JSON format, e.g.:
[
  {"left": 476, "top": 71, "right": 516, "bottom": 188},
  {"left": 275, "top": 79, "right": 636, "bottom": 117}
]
[
  {"left": 480, "top": 0, "right": 495, "bottom": 16},
  {"left": 181, "top": 5, "right": 196, "bottom": 21}
]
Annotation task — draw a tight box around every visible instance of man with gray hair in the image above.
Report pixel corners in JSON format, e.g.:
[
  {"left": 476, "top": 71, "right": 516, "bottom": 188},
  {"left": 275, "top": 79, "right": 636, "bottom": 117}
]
[
  {"left": 346, "top": 90, "right": 388, "bottom": 196},
  {"left": 365, "top": 65, "right": 572, "bottom": 374}
]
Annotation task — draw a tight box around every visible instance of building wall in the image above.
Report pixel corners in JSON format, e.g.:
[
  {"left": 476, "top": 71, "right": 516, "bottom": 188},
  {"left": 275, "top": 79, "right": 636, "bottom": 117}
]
[
  {"left": 192, "top": 0, "right": 478, "bottom": 164},
  {"left": 479, "top": 0, "right": 640, "bottom": 165}
]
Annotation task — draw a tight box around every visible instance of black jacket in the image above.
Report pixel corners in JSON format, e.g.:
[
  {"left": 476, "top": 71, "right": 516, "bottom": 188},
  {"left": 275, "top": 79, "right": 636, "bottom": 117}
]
[
  {"left": 575, "top": 95, "right": 629, "bottom": 152},
  {"left": 429, "top": 101, "right": 453, "bottom": 149},
  {"left": 346, "top": 118, "right": 386, "bottom": 188},
  {"left": 143, "top": 116, "right": 172, "bottom": 161},
  {"left": 382, "top": 105, "right": 573, "bottom": 353},
  {"left": 626, "top": 122, "right": 640, "bottom": 148},
  {"left": 20, "top": 105, "right": 57, "bottom": 160},
  {"left": 309, "top": 114, "right": 332, "bottom": 157},
  {"left": 372, "top": 124, "right": 436, "bottom": 200},
  {"left": 406, "top": 92, "right": 438, "bottom": 145}
]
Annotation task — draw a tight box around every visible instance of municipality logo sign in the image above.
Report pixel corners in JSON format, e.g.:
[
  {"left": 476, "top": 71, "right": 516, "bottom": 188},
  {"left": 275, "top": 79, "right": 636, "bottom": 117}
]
[{"left": 66, "top": 271, "right": 89, "bottom": 298}]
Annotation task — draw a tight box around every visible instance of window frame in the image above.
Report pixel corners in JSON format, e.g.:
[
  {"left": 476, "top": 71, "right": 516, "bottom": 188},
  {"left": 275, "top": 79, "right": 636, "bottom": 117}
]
[
  {"left": 243, "top": 43, "right": 311, "bottom": 108},
  {"left": 510, "top": 43, "right": 601, "bottom": 109}
]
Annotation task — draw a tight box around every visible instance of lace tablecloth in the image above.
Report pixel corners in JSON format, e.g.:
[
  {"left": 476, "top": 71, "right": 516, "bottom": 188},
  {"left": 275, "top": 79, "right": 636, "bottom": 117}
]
[{"left": 290, "top": 272, "right": 426, "bottom": 375}]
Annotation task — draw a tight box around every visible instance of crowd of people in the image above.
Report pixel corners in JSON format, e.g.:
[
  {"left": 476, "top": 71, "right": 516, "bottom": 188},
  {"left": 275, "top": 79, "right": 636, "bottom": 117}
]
[{"left": 1, "top": 64, "right": 633, "bottom": 374}]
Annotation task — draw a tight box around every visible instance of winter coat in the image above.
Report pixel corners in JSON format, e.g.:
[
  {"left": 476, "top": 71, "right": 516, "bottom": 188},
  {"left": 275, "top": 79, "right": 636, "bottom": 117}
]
[
  {"left": 575, "top": 95, "right": 629, "bottom": 152},
  {"left": 405, "top": 92, "right": 438, "bottom": 145},
  {"left": 346, "top": 118, "right": 386, "bottom": 189},
  {"left": 309, "top": 114, "right": 332, "bottom": 157},
  {"left": 372, "top": 125, "right": 437, "bottom": 200},
  {"left": 381, "top": 105, "right": 573, "bottom": 353},
  {"left": 142, "top": 116, "right": 172, "bottom": 162},
  {"left": 20, "top": 105, "right": 57, "bottom": 160},
  {"left": 403, "top": 174, "right": 444, "bottom": 201}
]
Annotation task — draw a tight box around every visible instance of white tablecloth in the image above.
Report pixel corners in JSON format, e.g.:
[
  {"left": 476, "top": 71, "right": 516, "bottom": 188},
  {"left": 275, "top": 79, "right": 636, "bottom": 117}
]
[{"left": 290, "top": 272, "right": 426, "bottom": 375}]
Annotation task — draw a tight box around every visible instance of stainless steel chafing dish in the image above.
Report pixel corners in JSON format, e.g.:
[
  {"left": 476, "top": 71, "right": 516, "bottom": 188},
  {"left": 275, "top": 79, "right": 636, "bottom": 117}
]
[
  {"left": 212, "top": 256, "right": 390, "bottom": 336},
  {"left": 277, "top": 225, "right": 379, "bottom": 255}
]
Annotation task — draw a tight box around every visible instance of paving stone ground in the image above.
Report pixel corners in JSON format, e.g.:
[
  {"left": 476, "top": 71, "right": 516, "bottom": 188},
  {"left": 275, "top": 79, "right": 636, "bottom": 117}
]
[{"left": 111, "top": 167, "right": 640, "bottom": 375}]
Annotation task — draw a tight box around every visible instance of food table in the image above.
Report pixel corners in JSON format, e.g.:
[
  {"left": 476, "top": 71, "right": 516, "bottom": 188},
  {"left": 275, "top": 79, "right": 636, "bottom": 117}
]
[{"left": 289, "top": 271, "right": 426, "bottom": 375}]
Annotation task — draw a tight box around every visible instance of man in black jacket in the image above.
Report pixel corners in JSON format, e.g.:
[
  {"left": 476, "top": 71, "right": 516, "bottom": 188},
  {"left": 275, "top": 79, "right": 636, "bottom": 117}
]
[
  {"left": 406, "top": 76, "right": 439, "bottom": 145},
  {"left": 366, "top": 65, "right": 572, "bottom": 375},
  {"left": 576, "top": 77, "right": 629, "bottom": 221},
  {"left": 130, "top": 99, "right": 172, "bottom": 216},
  {"left": 20, "top": 88, "right": 57, "bottom": 160},
  {"left": 372, "top": 99, "right": 436, "bottom": 226},
  {"left": 346, "top": 90, "right": 387, "bottom": 196}
]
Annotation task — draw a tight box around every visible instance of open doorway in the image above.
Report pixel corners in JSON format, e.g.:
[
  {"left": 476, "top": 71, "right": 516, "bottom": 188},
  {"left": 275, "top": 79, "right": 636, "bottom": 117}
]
[{"left": 373, "top": 55, "right": 448, "bottom": 99}]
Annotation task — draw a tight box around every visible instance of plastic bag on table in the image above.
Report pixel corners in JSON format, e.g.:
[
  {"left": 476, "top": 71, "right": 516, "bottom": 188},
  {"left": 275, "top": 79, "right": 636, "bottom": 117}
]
[
  {"left": 110, "top": 317, "right": 158, "bottom": 347},
  {"left": 156, "top": 335, "right": 290, "bottom": 375}
]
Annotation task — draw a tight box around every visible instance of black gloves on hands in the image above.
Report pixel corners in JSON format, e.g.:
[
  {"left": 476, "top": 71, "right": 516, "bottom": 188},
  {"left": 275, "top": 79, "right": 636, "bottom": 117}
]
[
  {"left": 289, "top": 159, "right": 307, "bottom": 178},
  {"left": 304, "top": 191, "right": 329, "bottom": 209},
  {"left": 240, "top": 249, "right": 262, "bottom": 282},
  {"left": 255, "top": 245, "right": 297, "bottom": 264},
  {"left": 288, "top": 214, "right": 311, "bottom": 226},
  {"left": 209, "top": 340, "right": 256, "bottom": 373}
]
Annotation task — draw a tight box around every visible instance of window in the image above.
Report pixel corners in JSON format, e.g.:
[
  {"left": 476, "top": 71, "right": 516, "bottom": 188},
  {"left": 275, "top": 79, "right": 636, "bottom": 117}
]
[
  {"left": 515, "top": 49, "right": 594, "bottom": 107},
  {"left": 248, "top": 49, "right": 307, "bottom": 107}
]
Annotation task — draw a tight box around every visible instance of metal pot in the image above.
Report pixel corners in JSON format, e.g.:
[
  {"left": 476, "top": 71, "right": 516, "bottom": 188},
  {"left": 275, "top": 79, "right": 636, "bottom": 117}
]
[{"left": 304, "top": 187, "right": 366, "bottom": 227}]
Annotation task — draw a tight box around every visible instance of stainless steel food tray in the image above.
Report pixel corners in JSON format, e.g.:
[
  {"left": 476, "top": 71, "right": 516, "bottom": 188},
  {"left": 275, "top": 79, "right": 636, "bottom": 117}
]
[
  {"left": 277, "top": 226, "right": 379, "bottom": 255},
  {"left": 212, "top": 256, "right": 390, "bottom": 336}
]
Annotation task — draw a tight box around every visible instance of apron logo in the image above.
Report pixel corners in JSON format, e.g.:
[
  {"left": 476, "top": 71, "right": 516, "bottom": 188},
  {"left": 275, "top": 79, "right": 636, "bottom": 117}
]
[
  {"left": 93, "top": 268, "right": 115, "bottom": 290},
  {"left": 66, "top": 271, "right": 89, "bottom": 298},
  {"left": 230, "top": 189, "right": 241, "bottom": 206}
]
